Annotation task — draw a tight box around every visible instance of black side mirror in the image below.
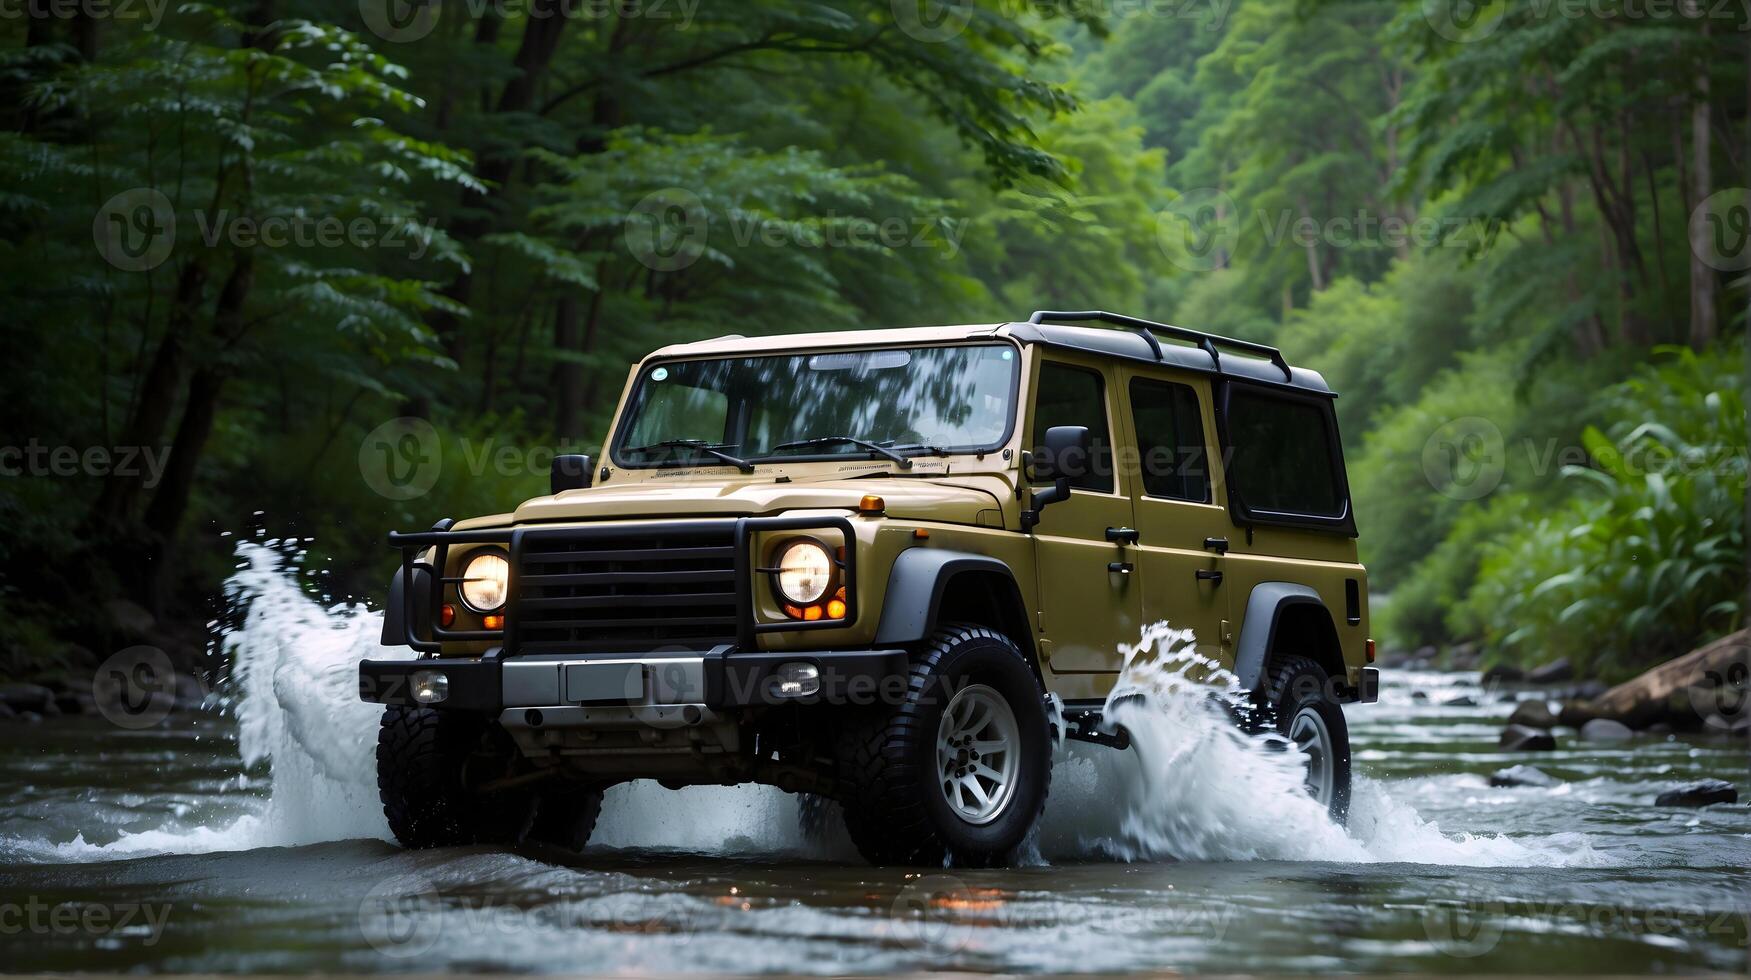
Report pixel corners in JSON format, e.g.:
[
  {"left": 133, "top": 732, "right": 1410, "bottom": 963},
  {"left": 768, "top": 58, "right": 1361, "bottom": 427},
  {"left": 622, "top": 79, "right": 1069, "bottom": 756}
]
[
  {"left": 1022, "top": 425, "right": 1090, "bottom": 531},
  {"left": 551, "top": 454, "right": 594, "bottom": 494}
]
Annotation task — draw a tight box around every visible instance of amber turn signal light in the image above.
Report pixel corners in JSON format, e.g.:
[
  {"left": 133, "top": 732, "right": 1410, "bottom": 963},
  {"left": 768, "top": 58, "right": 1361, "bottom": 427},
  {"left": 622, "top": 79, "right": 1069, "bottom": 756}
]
[
  {"left": 439, "top": 603, "right": 456, "bottom": 628},
  {"left": 858, "top": 494, "right": 884, "bottom": 514},
  {"left": 786, "top": 586, "right": 848, "bottom": 622},
  {"left": 483, "top": 614, "right": 505, "bottom": 630}
]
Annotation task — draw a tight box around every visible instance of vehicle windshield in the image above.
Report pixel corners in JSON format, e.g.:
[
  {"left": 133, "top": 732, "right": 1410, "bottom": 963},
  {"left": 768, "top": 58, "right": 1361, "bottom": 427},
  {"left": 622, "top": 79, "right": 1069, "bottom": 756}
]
[{"left": 613, "top": 343, "right": 1019, "bottom": 468}]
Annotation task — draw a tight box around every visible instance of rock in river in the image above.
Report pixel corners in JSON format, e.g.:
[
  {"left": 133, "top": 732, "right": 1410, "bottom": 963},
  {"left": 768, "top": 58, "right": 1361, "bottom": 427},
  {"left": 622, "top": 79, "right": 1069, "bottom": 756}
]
[
  {"left": 1481, "top": 663, "right": 1525, "bottom": 685},
  {"left": 1499, "top": 724, "right": 1556, "bottom": 751},
  {"left": 1654, "top": 780, "right": 1738, "bottom": 807},
  {"left": 1506, "top": 700, "right": 1558, "bottom": 729},
  {"left": 1528, "top": 657, "right": 1574, "bottom": 684},
  {"left": 1444, "top": 695, "right": 1478, "bottom": 708},
  {"left": 1491, "top": 764, "right": 1561, "bottom": 788},
  {"left": 1580, "top": 718, "right": 1634, "bottom": 742}
]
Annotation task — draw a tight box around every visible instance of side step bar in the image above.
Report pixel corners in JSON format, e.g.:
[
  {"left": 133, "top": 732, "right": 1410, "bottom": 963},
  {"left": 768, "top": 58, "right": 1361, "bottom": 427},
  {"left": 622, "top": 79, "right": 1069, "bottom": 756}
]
[{"left": 1060, "top": 704, "right": 1131, "bottom": 750}]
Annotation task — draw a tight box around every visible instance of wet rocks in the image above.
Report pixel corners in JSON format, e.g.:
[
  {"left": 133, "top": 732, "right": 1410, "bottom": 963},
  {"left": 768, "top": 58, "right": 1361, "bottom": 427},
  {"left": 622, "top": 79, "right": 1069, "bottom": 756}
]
[
  {"left": 1443, "top": 695, "right": 1478, "bottom": 708},
  {"left": 1490, "top": 764, "right": 1561, "bottom": 788},
  {"left": 0, "top": 683, "right": 54, "bottom": 714},
  {"left": 1481, "top": 663, "right": 1524, "bottom": 685},
  {"left": 1528, "top": 657, "right": 1573, "bottom": 684},
  {"left": 1580, "top": 718, "right": 1633, "bottom": 742},
  {"left": 1506, "top": 700, "right": 1558, "bottom": 729},
  {"left": 1499, "top": 725, "right": 1556, "bottom": 751},
  {"left": 1654, "top": 780, "right": 1738, "bottom": 807}
]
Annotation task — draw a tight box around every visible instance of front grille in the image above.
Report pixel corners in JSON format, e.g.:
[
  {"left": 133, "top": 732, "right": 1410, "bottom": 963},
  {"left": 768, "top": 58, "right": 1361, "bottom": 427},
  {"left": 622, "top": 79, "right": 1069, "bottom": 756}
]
[{"left": 513, "top": 524, "right": 740, "bottom": 654}]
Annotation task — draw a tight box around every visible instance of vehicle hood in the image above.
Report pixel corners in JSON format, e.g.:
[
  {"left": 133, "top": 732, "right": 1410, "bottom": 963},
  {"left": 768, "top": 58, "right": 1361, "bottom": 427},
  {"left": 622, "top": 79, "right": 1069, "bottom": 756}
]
[{"left": 509, "top": 474, "right": 1009, "bottom": 526}]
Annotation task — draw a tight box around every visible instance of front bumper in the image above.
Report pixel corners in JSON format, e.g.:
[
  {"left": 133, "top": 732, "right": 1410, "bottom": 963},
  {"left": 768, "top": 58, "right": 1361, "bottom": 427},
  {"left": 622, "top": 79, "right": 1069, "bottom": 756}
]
[{"left": 359, "top": 646, "right": 909, "bottom": 714}]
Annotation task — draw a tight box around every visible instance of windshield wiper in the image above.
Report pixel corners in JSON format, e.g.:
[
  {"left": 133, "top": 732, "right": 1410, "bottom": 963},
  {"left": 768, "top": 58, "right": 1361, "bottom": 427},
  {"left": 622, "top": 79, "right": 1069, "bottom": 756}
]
[
  {"left": 624, "top": 439, "right": 754, "bottom": 473},
  {"left": 769, "top": 435, "right": 913, "bottom": 469}
]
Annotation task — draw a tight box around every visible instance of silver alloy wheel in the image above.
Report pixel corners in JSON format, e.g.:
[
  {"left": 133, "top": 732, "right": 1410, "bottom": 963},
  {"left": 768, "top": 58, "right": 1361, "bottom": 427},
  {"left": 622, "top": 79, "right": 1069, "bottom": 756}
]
[
  {"left": 936, "top": 683, "right": 1021, "bottom": 825},
  {"left": 1290, "top": 705, "right": 1335, "bottom": 807}
]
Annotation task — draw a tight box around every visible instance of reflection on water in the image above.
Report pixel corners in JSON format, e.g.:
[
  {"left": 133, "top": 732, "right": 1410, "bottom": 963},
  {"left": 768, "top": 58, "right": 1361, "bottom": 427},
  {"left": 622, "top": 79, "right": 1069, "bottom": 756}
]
[{"left": 0, "top": 544, "right": 1745, "bottom": 973}]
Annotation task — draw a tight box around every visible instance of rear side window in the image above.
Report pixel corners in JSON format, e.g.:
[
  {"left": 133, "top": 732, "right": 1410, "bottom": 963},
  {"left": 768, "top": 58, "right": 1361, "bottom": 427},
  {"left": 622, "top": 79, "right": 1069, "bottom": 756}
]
[
  {"left": 1130, "top": 378, "right": 1209, "bottom": 503},
  {"left": 1030, "top": 362, "right": 1114, "bottom": 493},
  {"left": 1225, "top": 388, "right": 1344, "bottom": 517}
]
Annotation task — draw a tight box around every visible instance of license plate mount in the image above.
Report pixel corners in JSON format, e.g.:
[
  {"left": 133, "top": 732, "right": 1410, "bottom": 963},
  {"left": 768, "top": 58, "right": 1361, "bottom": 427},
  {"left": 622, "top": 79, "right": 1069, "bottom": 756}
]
[{"left": 563, "top": 663, "right": 645, "bottom": 704}]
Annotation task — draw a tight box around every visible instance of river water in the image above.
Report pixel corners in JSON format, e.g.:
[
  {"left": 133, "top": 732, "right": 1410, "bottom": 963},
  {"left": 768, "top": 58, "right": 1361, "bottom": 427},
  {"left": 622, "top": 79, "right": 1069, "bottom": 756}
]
[{"left": 0, "top": 545, "right": 1746, "bottom": 973}]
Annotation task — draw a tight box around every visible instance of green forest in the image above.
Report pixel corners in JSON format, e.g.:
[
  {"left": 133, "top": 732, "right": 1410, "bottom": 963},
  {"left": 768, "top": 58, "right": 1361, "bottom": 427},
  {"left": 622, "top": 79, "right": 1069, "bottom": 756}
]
[{"left": 1, "top": 0, "right": 1745, "bottom": 682}]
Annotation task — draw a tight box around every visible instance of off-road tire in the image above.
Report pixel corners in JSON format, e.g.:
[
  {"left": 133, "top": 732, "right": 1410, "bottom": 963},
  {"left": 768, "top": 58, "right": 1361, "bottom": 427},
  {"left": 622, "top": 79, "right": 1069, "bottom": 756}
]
[
  {"left": 1257, "top": 655, "right": 1352, "bottom": 823},
  {"left": 528, "top": 784, "right": 605, "bottom": 853},
  {"left": 834, "top": 625, "right": 1051, "bottom": 866},
  {"left": 377, "top": 705, "right": 535, "bottom": 848}
]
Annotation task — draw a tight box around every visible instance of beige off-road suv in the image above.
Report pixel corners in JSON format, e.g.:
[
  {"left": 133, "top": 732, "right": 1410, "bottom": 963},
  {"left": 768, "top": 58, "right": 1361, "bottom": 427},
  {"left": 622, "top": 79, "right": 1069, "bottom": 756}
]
[{"left": 360, "top": 310, "right": 1377, "bottom": 865}]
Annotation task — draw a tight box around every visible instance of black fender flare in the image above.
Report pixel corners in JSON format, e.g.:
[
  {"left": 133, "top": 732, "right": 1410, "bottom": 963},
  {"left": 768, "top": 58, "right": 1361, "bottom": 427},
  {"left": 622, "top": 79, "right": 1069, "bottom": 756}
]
[
  {"left": 379, "top": 564, "right": 433, "bottom": 647},
  {"left": 1233, "top": 582, "right": 1333, "bottom": 691},
  {"left": 873, "top": 548, "right": 1031, "bottom": 656}
]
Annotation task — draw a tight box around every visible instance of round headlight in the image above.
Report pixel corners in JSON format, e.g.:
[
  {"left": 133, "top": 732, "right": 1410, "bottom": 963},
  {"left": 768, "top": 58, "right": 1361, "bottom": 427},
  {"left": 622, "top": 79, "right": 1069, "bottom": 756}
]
[
  {"left": 774, "top": 539, "right": 833, "bottom": 605},
  {"left": 459, "top": 552, "right": 509, "bottom": 613}
]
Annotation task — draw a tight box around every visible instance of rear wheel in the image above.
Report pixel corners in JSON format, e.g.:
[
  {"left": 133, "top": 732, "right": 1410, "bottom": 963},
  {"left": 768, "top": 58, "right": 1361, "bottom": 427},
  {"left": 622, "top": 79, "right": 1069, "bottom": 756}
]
[
  {"left": 1256, "top": 656, "right": 1352, "bottom": 822},
  {"left": 377, "top": 706, "right": 536, "bottom": 848},
  {"left": 834, "top": 625, "right": 1051, "bottom": 866}
]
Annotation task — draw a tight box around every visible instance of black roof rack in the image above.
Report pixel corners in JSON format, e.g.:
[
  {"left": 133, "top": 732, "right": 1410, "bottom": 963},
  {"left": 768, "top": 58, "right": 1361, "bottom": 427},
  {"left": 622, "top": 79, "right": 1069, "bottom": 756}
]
[{"left": 1026, "top": 310, "right": 1293, "bottom": 381}]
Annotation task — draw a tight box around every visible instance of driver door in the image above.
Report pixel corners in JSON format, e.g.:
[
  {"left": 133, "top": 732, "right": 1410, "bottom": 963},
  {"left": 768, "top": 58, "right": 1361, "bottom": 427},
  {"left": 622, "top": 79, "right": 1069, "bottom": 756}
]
[{"left": 1027, "top": 356, "right": 1141, "bottom": 699}]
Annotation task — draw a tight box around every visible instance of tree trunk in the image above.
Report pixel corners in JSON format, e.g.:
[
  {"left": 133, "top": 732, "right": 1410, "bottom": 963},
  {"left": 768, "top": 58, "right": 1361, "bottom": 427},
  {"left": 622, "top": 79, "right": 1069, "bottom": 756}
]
[
  {"left": 88, "top": 261, "right": 207, "bottom": 526},
  {"left": 143, "top": 250, "right": 254, "bottom": 543},
  {"left": 1686, "top": 21, "right": 1718, "bottom": 350},
  {"left": 430, "top": 0, "right": 570, "bottom": 361},
  {"left": 553, "top": 292, "right": 582, "bottom": 438},
  {"left": 142, "top": 367, "right": 223, "bottom": 541}
]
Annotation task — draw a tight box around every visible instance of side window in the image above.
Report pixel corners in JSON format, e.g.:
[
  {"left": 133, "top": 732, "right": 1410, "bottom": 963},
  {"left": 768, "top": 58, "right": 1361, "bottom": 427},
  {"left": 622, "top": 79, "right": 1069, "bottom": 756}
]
[
  {"left": 1130, "top": 378, "right": 1210, "bottom": 503},
  {"left": 1225, "top": 388, "right": 1344, "bottom": 517},
  {"left": 1030, "top": 361, "right": 1113, "bottom": 493}
]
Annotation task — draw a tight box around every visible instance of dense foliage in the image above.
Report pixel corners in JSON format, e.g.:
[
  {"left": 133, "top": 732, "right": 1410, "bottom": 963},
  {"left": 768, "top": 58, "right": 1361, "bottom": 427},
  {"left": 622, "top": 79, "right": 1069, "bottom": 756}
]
[{"left": 0, "top": 0, "right": 1744, "bottom": 678}]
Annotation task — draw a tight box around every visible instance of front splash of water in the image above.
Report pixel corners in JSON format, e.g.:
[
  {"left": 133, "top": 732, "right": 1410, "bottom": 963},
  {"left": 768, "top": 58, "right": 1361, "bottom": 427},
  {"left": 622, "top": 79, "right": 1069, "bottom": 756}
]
[{"left": 14, "top": 552, "right": 1602, "bottom": 869}]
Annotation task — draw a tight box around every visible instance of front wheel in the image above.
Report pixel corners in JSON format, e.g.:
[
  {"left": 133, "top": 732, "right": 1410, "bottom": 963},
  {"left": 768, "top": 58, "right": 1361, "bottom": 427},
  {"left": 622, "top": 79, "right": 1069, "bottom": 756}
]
[
  {"left": 834, "top": 625, "right": 1052, "bottom": 866},
  {"left": 377, "top": 706, "right": 536, "bottom": 848},
  {"left": 1257, "top": 656, "right": 1352, "bottom": 822}
]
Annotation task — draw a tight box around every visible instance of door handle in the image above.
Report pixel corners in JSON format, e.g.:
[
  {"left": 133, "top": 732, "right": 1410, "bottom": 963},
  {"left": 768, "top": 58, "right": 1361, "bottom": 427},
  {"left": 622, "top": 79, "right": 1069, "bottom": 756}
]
[
  {"left": 1195, "top": 569, "right": 1224, "bottom": 584},
  {"left": 1108, "top": 562, "right": 1134, "bottom": 575},
  {"left": 1203, "top": 537, "right": 1229, "bottom": 554},
  {"left": 1106, "top": 527, "right": 1140, "bottom": 545}
]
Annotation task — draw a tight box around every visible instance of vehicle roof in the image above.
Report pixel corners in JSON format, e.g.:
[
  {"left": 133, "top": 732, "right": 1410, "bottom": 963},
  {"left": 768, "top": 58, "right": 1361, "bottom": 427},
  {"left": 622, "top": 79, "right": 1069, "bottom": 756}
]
[{"left": 647, "top": 315, "right": 1334, "bottom": 397}]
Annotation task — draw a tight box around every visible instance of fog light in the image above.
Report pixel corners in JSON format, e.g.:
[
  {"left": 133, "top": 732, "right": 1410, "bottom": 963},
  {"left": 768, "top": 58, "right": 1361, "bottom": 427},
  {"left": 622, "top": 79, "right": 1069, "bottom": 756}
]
[
  {"left": 770, "top": 662, "right": 820, "bottom": 699},
  {"left": 412, "top": 669, "right": 449, "bottom": 704}
]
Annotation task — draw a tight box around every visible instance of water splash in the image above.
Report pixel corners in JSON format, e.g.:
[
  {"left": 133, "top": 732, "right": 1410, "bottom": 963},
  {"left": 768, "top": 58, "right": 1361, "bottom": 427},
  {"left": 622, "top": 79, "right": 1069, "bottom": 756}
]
[
  {"left": 1034, "top": 622, "right": 1605, "bottom": 867},
  {"left": 12, "top": 556, "right": 1601, "bottom": 869}
]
